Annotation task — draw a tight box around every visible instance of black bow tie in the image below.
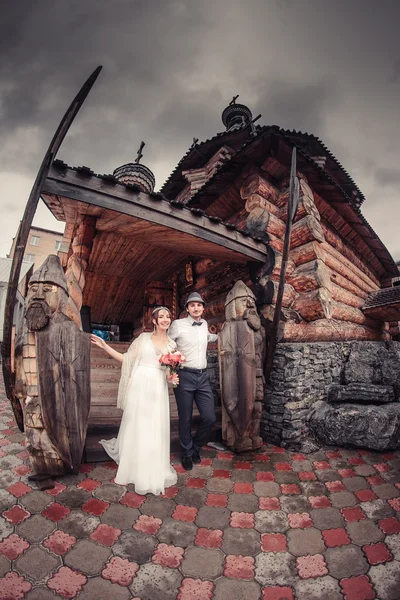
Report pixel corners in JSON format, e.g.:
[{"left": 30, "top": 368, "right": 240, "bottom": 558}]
[{"left": 192, "top": 321, "right": 203, "bottom": 326}]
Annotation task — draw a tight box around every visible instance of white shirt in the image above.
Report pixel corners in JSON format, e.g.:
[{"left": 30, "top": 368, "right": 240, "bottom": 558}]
[{"left": 168, "top": 316, "right": 218, "bottom": 369}]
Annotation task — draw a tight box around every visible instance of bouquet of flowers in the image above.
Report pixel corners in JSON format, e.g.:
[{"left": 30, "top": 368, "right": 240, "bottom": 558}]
[{"left": 159, "top": 350, "right": 186, "bottom": 387}]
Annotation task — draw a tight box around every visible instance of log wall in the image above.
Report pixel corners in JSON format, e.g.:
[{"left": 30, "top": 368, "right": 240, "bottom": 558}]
[{"left": 234, "top": 165, "right": 384, "bottom": 342}]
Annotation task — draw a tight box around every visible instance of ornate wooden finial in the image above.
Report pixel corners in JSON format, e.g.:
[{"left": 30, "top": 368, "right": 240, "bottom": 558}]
[
  {"left": 230, "top": 95, "right": 239, "bottom": 106},
  {"left": 135, "top": 141, "right": 145, "bottom": 164}
]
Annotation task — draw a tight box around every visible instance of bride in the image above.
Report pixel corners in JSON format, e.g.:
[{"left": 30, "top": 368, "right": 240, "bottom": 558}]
[{"left": 90, "top": 307, "right": 178, "bottom": 495}]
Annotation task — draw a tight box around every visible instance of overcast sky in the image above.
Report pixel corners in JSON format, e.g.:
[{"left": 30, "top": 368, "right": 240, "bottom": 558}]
[{"left": 1, "top": 0, "right": 399, "bottom": 261}]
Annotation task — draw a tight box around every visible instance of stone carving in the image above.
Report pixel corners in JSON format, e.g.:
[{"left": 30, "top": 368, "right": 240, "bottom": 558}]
[
  {"left": 14, "top": 255, "right": 90, "bottom": 483},
  {"left": 219, "top": 280, "right": 265, "bottom": 452}
]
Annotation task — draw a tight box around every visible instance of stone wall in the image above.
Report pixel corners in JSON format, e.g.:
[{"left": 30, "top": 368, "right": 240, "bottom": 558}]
[{"left": 261, "top": 341, "right": 400, "bottom": 452}]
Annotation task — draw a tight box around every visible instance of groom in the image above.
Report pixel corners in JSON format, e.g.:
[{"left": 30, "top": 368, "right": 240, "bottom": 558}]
[{"left": 168, "top": 292, "right": 218, "bottom": 470}]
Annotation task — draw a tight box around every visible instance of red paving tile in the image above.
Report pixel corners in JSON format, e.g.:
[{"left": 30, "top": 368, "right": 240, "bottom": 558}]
[
  {"left": 263, "top": 587, "right": 294, "bottom": 600},
  {"left": 339, "top": 468, "right": 356, "bottom": 478},
  {"left": 82, "top": 498, "right": 109, "bottom": 516},
  {"left": 348, "top": 457, "right": 366, "bottom": 465},
  {"left": 178, "top": 578, "right": 214, "bottom": 600},
  {"left": 213, "top": 469, "right": 231, "bottom": 478},
  {"left": 288, "top": 512, "right": 312, "bottom": 528},
  {"left": 256, "top": 471, "right": 275, "bottom": 481},
  {"left": 342, "top": 507, "right": 366, "bottom": 522},
  {"left": 2, "top": 505, "right": 30, "bottom": 524},
  {"left": 322, "top": 528, "right": 351, "bottom": 547},
  {"left": 340, "top": 574, "right": 376, "bottom": 600},
  {"left": 195, "top": 528, "right": 223, "bottom": 548},
  {"left": 230, "top": 512, "right": 255, "bottom": 528},
  {"left": 275, "top": 462, "right": 292, "bottom": 471},
  {"left": 313, "top": 461, "right": 330, "bottom": 470},
  {"left": 235, "top": 461, "right": 252, "bottom": 470},
  {"left": 161, "top": 485, "right": 179, "bottom": 498},
  {"left": 206, "top": 493, "right": 228, "bottom": 507},
  {"left": 186, "top": 477, "right": 207, "bottom": 488},
  {"left": 43, "top": 530, "right": 76, "bottom": 555},
  {"left": 363, "top": 542, "right": 392, "bottom": 565},
  {"left": 261, "top": 533, "right": 287, "bottom": 552},
  {"left": 47, "top": 566, "right": 87, "bottom": 598},
  {"left": 102, "top": 556, "right": 139, "bottom": 585},
  {"left": 0, "top": 572, "right": 31, "bottom": 599},
  {"left": 90, "top": 523, "right": 122, "bottom": 545},
  {"left": 42, "top": 502, "right": 71, "bottom": 522},
  {"left": 172, "top": 505, "right": 198, "bottom": 522},
  {"left": 254, "top": 453, "right": 270, "bottom": 462},
  {"left": 259, "top": 497, "right": 280, "bottom": 510},
  {"left": 309, "top": 495, "right": 331, "bottom": 508},
  {"left": 296, "top": 554, "right": 328, "bottom": 578},
  {"left": 388, "top": 497, "right": 400, "bottom": 511},
  {"left": 152, "top": 542, "right": 185, "bottom": 567},
  {"left": 77, "top": 478, "right": 101, "bottom": 491},
  {"left": 233, "top": 482, "right": 253, "bottom": 494},
  {"left": 0, "top": 534, "right": 30, "bottom": 560},
  {"left": 133, "top": 514, "right": 162, "bottom": 534},
  {"left": 45, "top": 481, "right": 67, "bottom": 496},
  {"left": 355, "top": 489, "right": 377, "bottom": 502},
  {"left": 119, "top": 491, "right": 145, "bottom": 508},
  {"left": 374, "top": 463, "right": 390, "bottom": 473},
  {"left": 379, "top": 517, "right": 400, "bottom": 534},
  {"left": 367, "top": 475, "right": 385, "bottom": 485},
  {"left": 299, "top": 471, "right": 317, "bottom": 481},
  {"left": 326, "top": 480, "right": 346, "bottom": 492},
  {"left": 292, "top": 453, "right": 307, "bottom": 461},
  {"left": 224, "top": 554, "right": 255, "bottom": 579},
  {"left": 281, "top": 484, "right": 301, "bottom": 495},
  {"left": 11, "top": 464, "right": 31, "bottom": 476},
  {"left": 217, "top": 451, "right": 234, "bottom": 460}
]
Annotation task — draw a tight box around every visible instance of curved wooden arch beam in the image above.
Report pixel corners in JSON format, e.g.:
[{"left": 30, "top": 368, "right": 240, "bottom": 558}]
[{"left": 1, "top": 66, "right": 102, "bottom": 431}]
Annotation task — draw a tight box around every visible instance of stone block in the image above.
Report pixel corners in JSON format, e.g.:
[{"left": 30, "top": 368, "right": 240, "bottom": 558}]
[
  {"left": 327, "top": 383, "right": 395, "bottom": 404},
  {"left": 309, "top": 401, "right": 400, "bottom": 451}
]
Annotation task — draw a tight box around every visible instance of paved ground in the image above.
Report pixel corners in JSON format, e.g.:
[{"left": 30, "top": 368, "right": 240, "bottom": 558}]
[{"left": 1, "top": 379, "right": 400, "bottom": 600}]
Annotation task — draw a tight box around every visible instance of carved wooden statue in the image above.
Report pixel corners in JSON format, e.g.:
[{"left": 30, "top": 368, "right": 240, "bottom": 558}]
[
  {"left": 14, "top": 255, "right": 90, "bottom": 483},
  {"left": 219, "top": 280, "right": 265, "bottom": 452}
]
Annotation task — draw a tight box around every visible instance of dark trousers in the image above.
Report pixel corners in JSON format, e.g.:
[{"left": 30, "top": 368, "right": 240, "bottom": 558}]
[{"left": 173, "top": 370, "right": 216, "bottom": 457}]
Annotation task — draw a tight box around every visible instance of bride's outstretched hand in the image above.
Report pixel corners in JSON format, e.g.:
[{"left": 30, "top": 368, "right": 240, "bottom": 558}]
[{"left": 90, "top": 334, "right": 108, "bottom": 350}]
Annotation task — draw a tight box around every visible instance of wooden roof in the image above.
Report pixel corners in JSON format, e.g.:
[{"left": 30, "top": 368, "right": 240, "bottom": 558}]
[
  {"left": 185, "top": 129, "right": 398, "bottom": 281},
  {"left": 362, "top": 286, "right": 400, "bottom": 321},
  {"left": 41, "top": 163, "right": 268, "bottom": 324}
]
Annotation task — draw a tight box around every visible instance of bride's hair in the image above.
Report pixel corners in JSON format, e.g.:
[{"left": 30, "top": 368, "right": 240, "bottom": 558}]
[{"left": 151, "top": 306, "right": 171, "bottom": 327}]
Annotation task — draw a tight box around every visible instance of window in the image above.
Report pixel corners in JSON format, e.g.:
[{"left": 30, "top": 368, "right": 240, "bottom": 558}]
[
  {"left": 24, "top": 254, "right": 35, "bottom": 263},
  {"left": 55, "top": 240, "right": 62, "bottom": 251},
  {"left": 30, "top": 236, "right": 40, "bottom": 246}
]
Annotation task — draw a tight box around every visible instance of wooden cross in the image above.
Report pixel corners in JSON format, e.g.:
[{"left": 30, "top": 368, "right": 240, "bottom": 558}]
[
  {"left": 135, "top": 141, "right": 145, "bottom": 164},
  {"left": 190, "top": 137, "right": 199, "bottom": 149},
  {"left": 229, "top": 95, "right": 239, "bottom": 106}
]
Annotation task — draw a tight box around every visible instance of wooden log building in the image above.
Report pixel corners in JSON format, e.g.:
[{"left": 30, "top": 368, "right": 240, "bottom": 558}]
[{"left": 39, "top": 99, "right": 400, "bottom": 451}]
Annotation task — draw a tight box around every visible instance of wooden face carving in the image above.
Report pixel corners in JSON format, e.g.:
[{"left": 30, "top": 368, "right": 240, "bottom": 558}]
[{"left": 25, "top": 283, "right": 61, "bottom": 331}]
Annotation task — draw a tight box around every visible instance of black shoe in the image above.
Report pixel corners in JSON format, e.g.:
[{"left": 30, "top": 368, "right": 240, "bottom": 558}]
[
  {"left": 192, "top": 451, "right": 201, "bottom": 464},
  {"left": 181, "top": 456, "right": 193, "bottom": 471}
]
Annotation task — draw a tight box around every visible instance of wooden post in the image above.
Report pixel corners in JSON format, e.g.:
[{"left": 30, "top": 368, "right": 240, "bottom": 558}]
[
  {"left": 265, "top": 148, "right": 299, "bottom": 381},
  {"left": 65, "top": 215, "right": 97, "bottom": 327}
]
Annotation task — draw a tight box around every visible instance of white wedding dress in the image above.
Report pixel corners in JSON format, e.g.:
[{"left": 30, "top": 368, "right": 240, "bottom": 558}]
[{"left": 99, "top": 336, "right": 177, "bottom": 495}]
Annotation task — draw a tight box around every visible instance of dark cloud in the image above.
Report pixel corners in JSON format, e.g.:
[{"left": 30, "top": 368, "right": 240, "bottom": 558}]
[{"left": 1, "top": 0, "right": 400, "bottom": 259}]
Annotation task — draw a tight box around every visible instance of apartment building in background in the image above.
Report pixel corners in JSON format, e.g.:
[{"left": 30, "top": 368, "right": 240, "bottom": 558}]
[{"left": 9, "top": 225, "right": 64, "bottom": 270}]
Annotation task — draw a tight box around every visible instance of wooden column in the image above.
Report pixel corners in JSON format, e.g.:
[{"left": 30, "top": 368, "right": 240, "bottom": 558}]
[{"left": 65, "top": 215, "right": 97, "bottom": 328}]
